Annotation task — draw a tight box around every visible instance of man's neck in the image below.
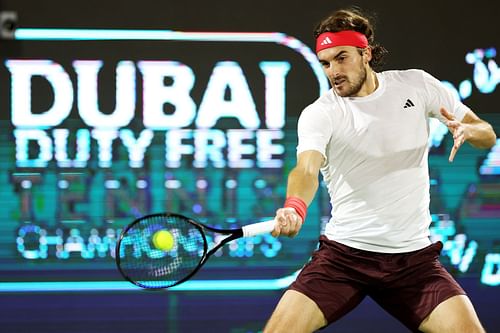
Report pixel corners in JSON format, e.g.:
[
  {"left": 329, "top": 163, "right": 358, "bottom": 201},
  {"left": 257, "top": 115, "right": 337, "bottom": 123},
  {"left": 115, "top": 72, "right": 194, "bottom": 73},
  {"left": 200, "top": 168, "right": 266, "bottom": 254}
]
[{"left": 355, "top": 69, "right": 378, "bottom": 97}]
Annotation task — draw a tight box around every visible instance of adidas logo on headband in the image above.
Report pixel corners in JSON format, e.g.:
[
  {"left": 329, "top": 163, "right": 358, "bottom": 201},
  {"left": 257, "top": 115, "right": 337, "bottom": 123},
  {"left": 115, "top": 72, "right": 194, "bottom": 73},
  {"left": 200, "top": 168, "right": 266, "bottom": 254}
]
[
  {"left": 320, "top": 36, "right": 333, "bottom": 46},
  {"left": 316, "top": 30, "right": 368, "bottom": 53}
]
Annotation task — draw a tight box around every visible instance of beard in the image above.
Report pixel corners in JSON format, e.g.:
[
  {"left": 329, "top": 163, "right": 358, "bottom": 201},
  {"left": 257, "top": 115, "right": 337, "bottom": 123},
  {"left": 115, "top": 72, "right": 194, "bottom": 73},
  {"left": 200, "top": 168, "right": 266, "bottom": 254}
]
[{"left": 332, "top": 64, "right": 367, "bottom": 97}]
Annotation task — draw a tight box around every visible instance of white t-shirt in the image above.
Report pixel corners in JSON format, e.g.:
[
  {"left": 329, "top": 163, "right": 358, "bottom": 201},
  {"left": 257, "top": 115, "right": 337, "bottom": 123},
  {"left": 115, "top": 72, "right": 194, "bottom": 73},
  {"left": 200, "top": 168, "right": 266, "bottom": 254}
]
[{"left": 297, "top": 69, "right": 469, "bottom": 253}]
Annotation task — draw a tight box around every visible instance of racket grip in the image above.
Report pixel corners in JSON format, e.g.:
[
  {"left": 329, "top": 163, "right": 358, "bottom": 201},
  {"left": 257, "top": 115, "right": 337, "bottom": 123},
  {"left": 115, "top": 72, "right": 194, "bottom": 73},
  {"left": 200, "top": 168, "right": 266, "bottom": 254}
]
[{"left": 242, "top": 220, "right": 276, "bottom": 237}]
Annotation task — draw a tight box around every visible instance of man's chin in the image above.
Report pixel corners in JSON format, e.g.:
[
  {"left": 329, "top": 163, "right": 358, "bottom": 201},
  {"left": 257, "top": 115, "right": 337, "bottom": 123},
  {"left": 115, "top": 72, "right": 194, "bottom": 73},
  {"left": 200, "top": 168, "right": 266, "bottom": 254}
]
[
  {"left": 334, "top": 84, "right": 362, "bottom": 97},
  {"left": 334, "top": 88, "right": 350, "bottom": 97}
]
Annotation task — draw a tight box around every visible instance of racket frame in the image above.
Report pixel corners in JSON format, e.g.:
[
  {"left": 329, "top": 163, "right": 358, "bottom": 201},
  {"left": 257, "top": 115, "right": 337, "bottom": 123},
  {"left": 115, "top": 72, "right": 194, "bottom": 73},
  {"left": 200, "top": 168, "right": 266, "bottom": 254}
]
[{"left": 115, "top": 212, "right": 246, "bottom": 289}]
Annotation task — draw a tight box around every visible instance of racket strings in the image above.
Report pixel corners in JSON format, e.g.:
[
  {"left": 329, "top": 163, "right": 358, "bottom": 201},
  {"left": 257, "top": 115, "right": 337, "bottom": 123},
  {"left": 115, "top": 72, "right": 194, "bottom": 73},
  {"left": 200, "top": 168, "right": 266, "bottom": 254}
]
[{"left": 118, "top": 214, "right": 205, "bottom": 288}]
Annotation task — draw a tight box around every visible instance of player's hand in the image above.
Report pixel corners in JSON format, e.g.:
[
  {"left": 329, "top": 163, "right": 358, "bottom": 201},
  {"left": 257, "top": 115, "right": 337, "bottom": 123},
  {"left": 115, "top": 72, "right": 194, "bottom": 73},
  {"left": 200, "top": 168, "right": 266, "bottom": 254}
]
[
  {"left": 272, "top": 207, "right": 303, "bottom": 238},
  {"left": 440, "top": 107, "right": 469, "bottom": 162}
]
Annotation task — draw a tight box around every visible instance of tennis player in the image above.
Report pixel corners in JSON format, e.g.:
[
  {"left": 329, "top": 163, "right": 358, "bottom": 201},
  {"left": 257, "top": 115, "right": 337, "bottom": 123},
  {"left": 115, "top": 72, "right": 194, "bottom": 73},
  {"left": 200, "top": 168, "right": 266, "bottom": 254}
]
[{"left": 265, "top": 7, "right": 497, "bottom": 333}]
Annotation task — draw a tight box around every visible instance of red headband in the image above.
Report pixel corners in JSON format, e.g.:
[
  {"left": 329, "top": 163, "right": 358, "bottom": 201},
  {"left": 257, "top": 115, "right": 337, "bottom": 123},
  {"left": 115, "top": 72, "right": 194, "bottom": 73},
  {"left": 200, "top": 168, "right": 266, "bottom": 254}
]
[{"left": 316, "top": 30, "right": 368, "bottom": 53}]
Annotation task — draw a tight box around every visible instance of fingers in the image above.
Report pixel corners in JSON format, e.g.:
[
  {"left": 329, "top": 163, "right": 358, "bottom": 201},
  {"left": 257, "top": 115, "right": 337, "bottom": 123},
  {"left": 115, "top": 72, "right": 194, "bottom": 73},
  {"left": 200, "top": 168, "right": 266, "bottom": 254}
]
[
  {"left": 448, "top": 145, "right": 458, "bottom": 162},
  {"left": 441, "top": 109, "right": 459, "bottom": 131},
  {"left": 440, "top": 107, "right": 467, "bottom": 162},
  {"left": 449, "top": 126, "right": 466, "bottom": 162},
  {"left": 448, "top": 131, "right": 460, "bottom": 162},
  {"left": 272, "top": 208, "right": 302, "bottom": 238},
  {"left": 445, "top": 120, "right": 460, "bottom": 130},
  {"left": 453, "top": 125, "right": 465, "bottom": 143},
  {"left": 440, "top": 107, "right": 454, "bottom": 121},
  {"left": 441, "top": 108, "right": 460, "bottom": 134}
]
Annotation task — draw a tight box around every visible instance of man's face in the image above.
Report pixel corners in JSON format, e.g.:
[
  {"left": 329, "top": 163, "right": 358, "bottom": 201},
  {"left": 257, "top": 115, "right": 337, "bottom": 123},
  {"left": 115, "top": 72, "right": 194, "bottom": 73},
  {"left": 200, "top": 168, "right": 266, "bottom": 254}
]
[{"left": 317, "top": 46, "right": 370, "bottom": 97}]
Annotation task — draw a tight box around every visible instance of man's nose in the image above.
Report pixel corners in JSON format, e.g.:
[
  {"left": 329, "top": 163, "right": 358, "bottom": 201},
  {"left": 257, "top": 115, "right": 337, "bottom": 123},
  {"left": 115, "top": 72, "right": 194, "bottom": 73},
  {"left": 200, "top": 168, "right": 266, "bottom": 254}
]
[{"left": 325, "top": 63, "right": 339, "bottom": 78}]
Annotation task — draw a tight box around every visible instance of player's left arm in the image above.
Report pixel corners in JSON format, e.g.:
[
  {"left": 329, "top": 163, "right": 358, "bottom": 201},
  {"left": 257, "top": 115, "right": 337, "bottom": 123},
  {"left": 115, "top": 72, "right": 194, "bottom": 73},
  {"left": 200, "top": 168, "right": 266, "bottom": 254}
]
[{"left": 440, "top": 107, "right": 497, "bottom": 162}]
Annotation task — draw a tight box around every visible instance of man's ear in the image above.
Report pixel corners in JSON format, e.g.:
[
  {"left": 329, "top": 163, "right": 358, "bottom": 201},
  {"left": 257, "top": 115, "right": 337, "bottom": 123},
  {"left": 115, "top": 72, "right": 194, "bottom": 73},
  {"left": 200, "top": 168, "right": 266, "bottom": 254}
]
[{"left": 364, "top": 47, "right": 373, "bottom": 64}]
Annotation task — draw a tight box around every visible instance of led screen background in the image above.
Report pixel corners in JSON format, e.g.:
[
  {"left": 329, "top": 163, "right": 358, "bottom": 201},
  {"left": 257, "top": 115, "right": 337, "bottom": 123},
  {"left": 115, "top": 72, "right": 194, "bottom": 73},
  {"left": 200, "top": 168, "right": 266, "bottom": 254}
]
[
  {"left": 0, "top": 0, "right": 499, "bottom": 331},
  {"left": 0, "top": 32, "right": 331, "bottom": 283}
]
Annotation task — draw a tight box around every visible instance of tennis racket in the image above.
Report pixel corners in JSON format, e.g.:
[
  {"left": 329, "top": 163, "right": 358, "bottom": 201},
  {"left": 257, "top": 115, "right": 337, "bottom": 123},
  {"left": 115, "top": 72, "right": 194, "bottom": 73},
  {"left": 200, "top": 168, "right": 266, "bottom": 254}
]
[{"left": 115, "top": 212, "right": 275, "bottom": 289}]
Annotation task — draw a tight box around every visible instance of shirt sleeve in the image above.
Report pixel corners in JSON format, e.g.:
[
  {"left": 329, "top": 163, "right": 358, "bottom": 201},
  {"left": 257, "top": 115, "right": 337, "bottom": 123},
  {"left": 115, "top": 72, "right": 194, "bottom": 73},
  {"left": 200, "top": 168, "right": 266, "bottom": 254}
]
[
  {"left": 296, "top": 104, "right": 333, "bottom": 162},
  {"left": 422, "top": 70, "right": 471, "bottom": 122}
]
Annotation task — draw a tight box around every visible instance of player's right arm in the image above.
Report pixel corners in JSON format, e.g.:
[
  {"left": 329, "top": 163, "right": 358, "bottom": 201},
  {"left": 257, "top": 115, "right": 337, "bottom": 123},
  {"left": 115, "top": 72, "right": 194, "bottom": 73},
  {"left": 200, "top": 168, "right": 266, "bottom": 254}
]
[
  {"left": 272, "top": 150, "right": 324, "bottom": 238},
  {"left": 272, "top": 99, "right": 333, "bottom": 238}
]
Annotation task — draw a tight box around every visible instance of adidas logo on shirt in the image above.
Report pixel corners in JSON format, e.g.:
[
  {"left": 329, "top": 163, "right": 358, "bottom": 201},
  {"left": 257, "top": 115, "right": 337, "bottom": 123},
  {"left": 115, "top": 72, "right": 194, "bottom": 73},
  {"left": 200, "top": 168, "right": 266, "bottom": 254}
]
[
  {"left": 403, "top": 99, "right": 415, "bottom": 108},
  {"left": 320, "top": 36, "right": 333, "bottom": 46}
]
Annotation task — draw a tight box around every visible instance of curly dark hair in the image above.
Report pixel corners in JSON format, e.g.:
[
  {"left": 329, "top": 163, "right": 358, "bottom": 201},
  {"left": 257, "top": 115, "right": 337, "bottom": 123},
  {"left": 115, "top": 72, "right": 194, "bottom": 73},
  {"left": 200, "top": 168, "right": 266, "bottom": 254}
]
[{"left": 313, "top": 7, "right": 388, "bottom": 70}]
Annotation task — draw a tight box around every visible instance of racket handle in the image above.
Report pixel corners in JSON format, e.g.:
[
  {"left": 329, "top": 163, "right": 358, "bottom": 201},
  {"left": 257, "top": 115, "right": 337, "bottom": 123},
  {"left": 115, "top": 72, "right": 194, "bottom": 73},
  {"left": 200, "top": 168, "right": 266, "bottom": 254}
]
[{"left": 242, "top": 220, "right": 276, "bottom": 237}]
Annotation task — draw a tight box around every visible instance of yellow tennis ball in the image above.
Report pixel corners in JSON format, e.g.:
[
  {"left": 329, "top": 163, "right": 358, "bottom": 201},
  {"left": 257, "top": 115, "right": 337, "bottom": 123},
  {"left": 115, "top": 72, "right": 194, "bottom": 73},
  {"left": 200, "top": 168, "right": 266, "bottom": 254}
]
[{"left": 152, "top": 230, "right": 175, "bottom": 251}]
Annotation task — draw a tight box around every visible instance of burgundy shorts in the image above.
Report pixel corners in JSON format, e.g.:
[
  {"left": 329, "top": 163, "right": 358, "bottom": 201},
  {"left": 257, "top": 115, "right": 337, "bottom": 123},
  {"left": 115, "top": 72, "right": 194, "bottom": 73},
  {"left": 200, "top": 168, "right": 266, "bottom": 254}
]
[{"left": 289, "top": 236, "right": 466, "bottom": 332}]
